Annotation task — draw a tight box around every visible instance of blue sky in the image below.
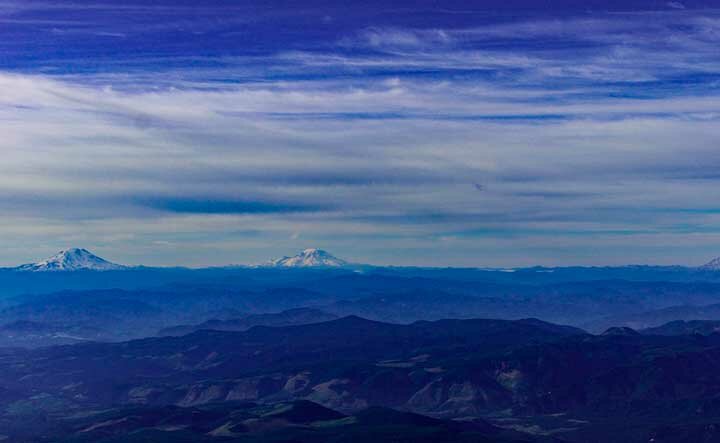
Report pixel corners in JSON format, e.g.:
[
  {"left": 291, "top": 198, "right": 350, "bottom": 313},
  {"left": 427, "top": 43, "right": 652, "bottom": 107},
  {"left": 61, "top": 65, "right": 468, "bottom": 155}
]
[{"left": 0, "top": 0, "right": 719, "bottom": 267}]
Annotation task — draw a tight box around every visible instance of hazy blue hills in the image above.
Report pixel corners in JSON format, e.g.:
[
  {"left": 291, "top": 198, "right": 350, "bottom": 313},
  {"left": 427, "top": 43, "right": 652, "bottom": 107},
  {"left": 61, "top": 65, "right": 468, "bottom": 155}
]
[
  {"left": 641, "top": 320, "right": 720, "bottom": 336},
  {"left": 157, "top": 308, "right": 339, "bottom": 336},
  {"left": 7, "top": 273, "right": 720, "bottom": 346}
]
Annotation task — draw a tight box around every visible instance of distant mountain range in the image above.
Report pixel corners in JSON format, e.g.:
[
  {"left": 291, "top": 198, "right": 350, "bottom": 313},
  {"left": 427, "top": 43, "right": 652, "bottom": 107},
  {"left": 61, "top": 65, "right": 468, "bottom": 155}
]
[
  {"left": 11, "top": 247, "right": 355, "bottom": 272},
  {"left": 8, "top": 246, "right": 720, "bottom": 273}
]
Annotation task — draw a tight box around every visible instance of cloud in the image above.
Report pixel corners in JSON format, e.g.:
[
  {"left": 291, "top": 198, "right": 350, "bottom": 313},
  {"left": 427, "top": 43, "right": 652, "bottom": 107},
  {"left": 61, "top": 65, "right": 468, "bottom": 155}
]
[
  {"left": 342, "top": 27, "right": 453, "bottom": 50},
  {"left": 145, "top": 198, "right": 330, "bottom": 215},
  {"left": 1, "top": 6, "right": 720, "bottom": 266}
]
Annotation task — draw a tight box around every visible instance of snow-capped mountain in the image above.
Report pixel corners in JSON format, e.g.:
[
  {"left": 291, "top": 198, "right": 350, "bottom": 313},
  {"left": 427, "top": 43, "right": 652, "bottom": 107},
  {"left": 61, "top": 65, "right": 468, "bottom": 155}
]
[
  {"left": 265, "top": 248, "right": 349, "bottom": 268},
  {"left": 700, "top": 257, "right": 720, "bottom": 271},
  {"left": 17, "top": 248, "right": 126, "bottom": 272}
]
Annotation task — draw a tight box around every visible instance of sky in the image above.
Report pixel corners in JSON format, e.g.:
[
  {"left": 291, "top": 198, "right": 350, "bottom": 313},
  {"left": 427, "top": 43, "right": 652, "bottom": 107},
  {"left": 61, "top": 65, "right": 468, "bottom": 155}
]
[{"left": 1, "top": 0, "right": 720, "bottom": 267}]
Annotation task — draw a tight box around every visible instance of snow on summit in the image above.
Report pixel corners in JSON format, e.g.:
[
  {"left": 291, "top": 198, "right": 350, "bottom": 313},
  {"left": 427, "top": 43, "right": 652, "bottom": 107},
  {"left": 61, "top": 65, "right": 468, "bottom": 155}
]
[
  {"left": 266, "top": 248, "right": 349, "bottom": 268},
  {"left": 700, "top": 257, "right": 720, "bottom": 271},
  {"left": 17, "top": 248, "right": 126, "bottom": 272}
]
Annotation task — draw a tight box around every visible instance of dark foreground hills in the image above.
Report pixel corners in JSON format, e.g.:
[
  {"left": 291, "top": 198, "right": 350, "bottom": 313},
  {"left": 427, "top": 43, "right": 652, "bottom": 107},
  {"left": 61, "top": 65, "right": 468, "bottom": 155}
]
[
  {"left": 5, "top": 400, "right": 561, "bottom": 443},
  {"left": 5, "top": 315, "right": 720, "bottom": 442}
]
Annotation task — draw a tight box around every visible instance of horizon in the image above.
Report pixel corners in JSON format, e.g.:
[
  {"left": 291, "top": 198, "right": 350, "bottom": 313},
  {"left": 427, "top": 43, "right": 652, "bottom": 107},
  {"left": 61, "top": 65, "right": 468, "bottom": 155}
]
[
  {"left": 6, "top": 245, "right": 720, "bottom": 270},
  {"left": 2, "top": 1, "right": 720, "bottom": 267}
]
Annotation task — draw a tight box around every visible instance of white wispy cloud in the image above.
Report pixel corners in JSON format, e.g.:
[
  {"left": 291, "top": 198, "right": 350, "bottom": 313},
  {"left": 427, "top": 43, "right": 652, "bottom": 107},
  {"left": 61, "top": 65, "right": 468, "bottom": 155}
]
[
  {"left": 1, "top": 6, "right": 720, "bottom": 266},
  {"left": 1, "top": 68, "right": 720, "bottom": 266}
]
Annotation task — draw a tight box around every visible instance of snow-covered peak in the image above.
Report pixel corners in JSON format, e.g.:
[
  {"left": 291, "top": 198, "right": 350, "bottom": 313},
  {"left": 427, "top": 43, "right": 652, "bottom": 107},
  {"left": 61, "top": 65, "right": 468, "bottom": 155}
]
[
  {"left": 266, "top": 248, "right": 349, "bottom": 268},
  {"left": 700, "top": 257, "right": 720, "bottom": 271},
  {"left": 17, "top": 248, "right": 126, "bottom": 272}
]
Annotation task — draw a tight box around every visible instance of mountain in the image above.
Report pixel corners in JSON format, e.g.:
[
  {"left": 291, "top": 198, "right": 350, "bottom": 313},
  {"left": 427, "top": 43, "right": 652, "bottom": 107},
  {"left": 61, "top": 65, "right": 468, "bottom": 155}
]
[
  {"left": 699, "top": 257, "right": 720, "bottom": 271},
  {"left": 641, "top": 320, "right": 720, "bottom": 336},
  {"left": 601, "top": 326, "right": 641, "bottom": 336},
  {"left": 585, "top": 302, "right": 720, "bottom": 332},
  {"left": 157, "top": 308, "right": 339, "bottom": 336},
  {"left": 16, "top": 248, "right": 126, "bottom": 272},
  {"left": 266, "top": 248, "right": 349, "bottom": 268}
]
